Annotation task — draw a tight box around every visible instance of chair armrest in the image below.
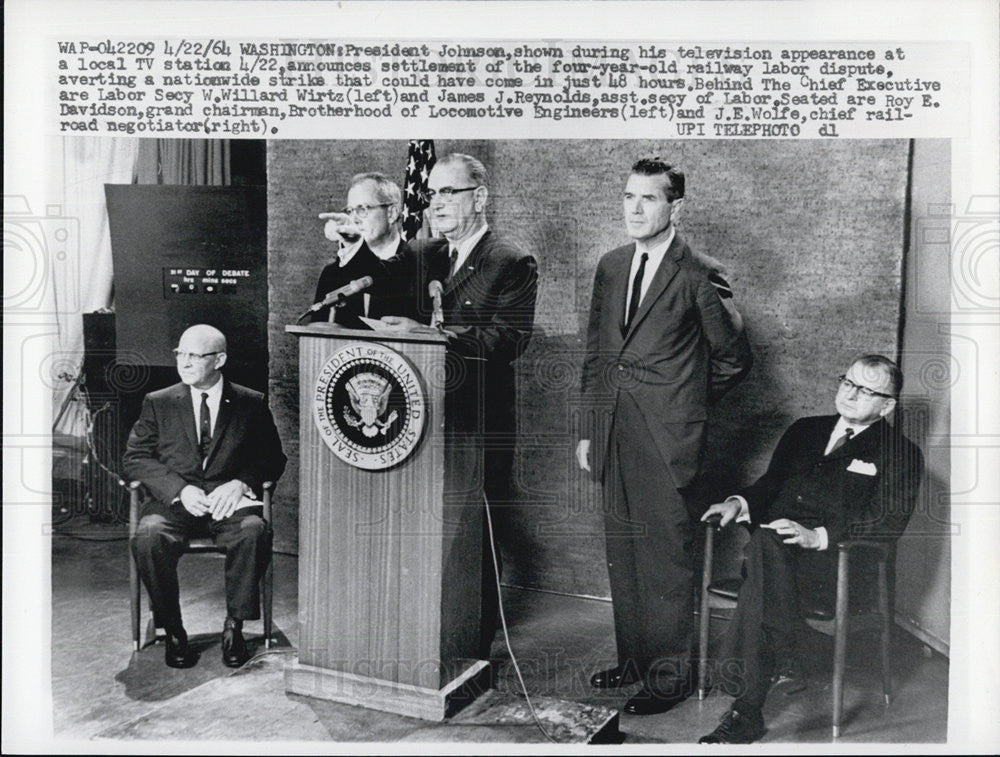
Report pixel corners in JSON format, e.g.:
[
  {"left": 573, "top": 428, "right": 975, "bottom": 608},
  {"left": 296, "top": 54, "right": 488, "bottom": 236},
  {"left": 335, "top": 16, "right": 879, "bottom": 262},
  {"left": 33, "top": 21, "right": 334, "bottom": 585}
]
[
  {"left": 262, "top": 481, "right": 274, "bottom": 525},
  {"left": 832, "top": 538, "right": 893, "bottom": 622},
  {"left": 700, "top": 514, "right": 723, "bottom": 594},
  {"left": 128, "top": 481, "right": 143, "bottom": 537},
  {"left": 834, "top": 540, "right": 889, "bottom": 599},
  {"left": 836, "top": 539, "right": 889, "bottom": 561}
]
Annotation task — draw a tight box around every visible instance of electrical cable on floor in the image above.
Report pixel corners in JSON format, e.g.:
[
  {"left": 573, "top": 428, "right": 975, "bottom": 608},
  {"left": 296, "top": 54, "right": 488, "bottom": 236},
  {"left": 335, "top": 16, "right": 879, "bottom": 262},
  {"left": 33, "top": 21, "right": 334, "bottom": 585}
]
[
  {"left": 52, "top": 379, "right": 131, "bottom": 539},
  {"left": 52, "top": 381, "right": 133, "bottom": 540},
  {"left": 241, "top": 647, "right": 297, "bottom": 669},
  {"left": 82, "top": 393, "right": 128, "bottom": 487},
  {"left": 483, "top": 493, "right": 560, "bottom": 744}
]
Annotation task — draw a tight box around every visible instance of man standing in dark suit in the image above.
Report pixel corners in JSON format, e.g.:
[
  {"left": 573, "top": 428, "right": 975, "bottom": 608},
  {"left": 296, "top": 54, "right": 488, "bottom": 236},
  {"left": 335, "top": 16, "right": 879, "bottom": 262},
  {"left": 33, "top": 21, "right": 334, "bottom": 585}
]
[
  {"left": 124, "top": 324, "right": 286, "bottom": 669},
  {"left": 578, "top": 158, "right": 753, "bottom": 714},
  {"left": 698, "top": 355, "right": 924, "bottom": 744},
  {"left": 383, "top": 153, "right": 538, "bottom": 658},
  {"left": 313, "top": 172, "right": 418, "bottom": 328}
]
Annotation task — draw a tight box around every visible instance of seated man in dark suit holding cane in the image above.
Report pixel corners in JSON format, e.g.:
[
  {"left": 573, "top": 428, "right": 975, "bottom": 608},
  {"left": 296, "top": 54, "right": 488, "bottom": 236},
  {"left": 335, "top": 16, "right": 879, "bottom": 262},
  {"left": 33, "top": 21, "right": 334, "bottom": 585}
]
[
  {"left": 125, "top": 324, "right": 287, "bottom": 669},
  {"left": 698, "top": 354, "right": 923, "bottom": 743}
]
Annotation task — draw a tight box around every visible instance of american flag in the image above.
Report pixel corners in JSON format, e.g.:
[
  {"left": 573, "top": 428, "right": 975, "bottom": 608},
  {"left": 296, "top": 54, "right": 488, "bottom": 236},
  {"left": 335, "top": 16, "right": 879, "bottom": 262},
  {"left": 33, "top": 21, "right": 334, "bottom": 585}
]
[{"left": 401, "top": 140, "right": 436, "bottom": 241}]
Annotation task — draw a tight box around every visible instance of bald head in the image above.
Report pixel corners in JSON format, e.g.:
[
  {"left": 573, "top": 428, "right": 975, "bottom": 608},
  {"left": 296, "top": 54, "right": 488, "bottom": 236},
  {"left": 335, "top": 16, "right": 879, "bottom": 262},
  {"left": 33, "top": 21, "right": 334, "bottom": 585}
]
[
  {"left": 180, "top": 324, "right": 226, "bottom": 352},
  {"left": 175, "top": 324, "right": 227, "bottom": 389}
]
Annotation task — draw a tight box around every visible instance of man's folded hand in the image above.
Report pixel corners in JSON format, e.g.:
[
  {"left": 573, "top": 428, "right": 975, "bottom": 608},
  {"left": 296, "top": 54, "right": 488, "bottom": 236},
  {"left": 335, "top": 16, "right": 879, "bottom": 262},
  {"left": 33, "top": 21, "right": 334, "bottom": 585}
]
[
  {"left": 179, "top": 485, "right": 210, "bottom": 517},
  {"left": 207, "top": 479, "right": 248, "bottom": 521}
]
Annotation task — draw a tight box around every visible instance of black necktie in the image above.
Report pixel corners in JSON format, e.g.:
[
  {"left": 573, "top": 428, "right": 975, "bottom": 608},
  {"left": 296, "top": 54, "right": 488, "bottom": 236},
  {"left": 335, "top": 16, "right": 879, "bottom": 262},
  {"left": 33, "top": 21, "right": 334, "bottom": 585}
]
[
  {"left": 827, "top": 427, "right": 854, "bottom": 455},
  {"left": 624, "top": 252, "right": 648, "bottom": 334},
  {"left": 199, "top": 392, "right": 212, "bottom": 461},
  {"left": 447, "top": 247, "right": 459, "bottom": 280}
]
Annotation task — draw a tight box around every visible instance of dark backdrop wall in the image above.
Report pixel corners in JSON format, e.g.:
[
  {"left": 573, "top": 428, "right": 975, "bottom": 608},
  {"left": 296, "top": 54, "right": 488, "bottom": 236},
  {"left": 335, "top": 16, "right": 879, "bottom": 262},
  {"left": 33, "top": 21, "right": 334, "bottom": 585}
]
[{"left": 268, "top": 140, "right": 909, "bottom": 597}]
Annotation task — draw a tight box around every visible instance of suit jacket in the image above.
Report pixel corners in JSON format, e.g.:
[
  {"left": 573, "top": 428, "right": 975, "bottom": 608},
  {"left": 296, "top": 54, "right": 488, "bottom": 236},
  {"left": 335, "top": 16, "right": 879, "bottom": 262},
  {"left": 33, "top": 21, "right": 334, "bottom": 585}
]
[
  {"left": 406, "top": 230, "right": 538, "bottom": 433},
  {"left": 310, "top": 239, "right": 418, "bottom": 328},
  {"left": 740, "top": 414, "right": 924, "bottom": 546},
  {"left": 123, "top": 380, "right": 287, "bottom": 515},
  {"left": 581, "top": 232, "right": 752, "bottom": 485}
]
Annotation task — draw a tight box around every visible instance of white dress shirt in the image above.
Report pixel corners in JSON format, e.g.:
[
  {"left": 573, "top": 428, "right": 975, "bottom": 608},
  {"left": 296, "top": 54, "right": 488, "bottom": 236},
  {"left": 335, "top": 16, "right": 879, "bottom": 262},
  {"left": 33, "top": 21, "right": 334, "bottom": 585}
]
[
  {"left": 624, "top": 225, "right": 675, "bottom": 318},
  {"left": 336, "top": 237, "right": 364, "bottom": 267},
  {"left": 181, "top": 376, "right": 254, "bottom": 506},
  {"left": 189, "top": 376, "right": 223, "bottom": 442},
  {"left": 448, "top": 223, "right": 490, "bottom": 277},
  {"left": 823, "top": 416, "right": 868, "bottom": 455}
]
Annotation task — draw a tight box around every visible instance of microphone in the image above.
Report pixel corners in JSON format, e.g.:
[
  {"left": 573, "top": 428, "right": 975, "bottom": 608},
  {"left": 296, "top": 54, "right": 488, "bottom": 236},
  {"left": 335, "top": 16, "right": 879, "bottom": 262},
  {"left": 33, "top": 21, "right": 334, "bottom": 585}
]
[
  {"left": 297, "top": 276, "right": 374, "bottom": 322},
  {"left": 319, "top": 275, "right": 374, "bottom": 309},
  {"left": 428, "top": 280, "right": 444, "bottom": 329}
]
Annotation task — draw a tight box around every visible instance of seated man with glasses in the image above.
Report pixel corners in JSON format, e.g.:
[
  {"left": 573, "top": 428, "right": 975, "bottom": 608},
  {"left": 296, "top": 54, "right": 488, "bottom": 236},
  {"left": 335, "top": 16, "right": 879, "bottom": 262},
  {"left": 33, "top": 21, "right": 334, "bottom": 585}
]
[
  {"left": 124, "top": 324, "right": 286, "bottom": 669},
  {"left": 696, "top": 354, "right": 923, "bottom": 743},
  {"left": 312, "top": 172, "right": 419, "bottom": 328}
]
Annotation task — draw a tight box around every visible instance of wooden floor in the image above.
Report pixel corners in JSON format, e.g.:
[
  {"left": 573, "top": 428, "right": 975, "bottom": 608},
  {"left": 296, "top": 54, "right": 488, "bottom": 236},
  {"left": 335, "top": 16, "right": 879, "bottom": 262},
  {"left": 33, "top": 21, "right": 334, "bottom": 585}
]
[{"left": 51, "top": 518, "right": 949, "bottom": 746}]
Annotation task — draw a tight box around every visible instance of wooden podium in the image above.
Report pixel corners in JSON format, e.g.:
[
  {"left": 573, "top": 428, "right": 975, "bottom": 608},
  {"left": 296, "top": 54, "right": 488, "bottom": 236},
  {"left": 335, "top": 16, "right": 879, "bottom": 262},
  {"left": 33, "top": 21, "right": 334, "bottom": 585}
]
[{"left": 284, "top": 323, "right": 490, "bottom": 721}]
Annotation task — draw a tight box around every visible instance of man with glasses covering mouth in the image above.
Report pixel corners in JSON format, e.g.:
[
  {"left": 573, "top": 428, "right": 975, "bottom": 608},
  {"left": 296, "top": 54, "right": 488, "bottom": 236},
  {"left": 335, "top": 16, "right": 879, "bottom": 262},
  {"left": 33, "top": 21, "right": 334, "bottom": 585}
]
[
  {"left": 382, "top": 152, "right": 538, "bottom": 661},
  {"left": 697, "top": 354, "right": 924, "bottom": 744},
  {"left": 125, "top": 324, "right": 286, "bottom": 670},
  {"left": 312, "top": 172, "right": 419, "bottom": 328}
]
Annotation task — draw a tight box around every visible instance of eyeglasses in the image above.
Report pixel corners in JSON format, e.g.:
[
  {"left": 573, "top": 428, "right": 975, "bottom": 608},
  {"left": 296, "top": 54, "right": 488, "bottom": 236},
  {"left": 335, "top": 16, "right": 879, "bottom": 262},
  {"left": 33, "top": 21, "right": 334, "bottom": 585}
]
[
  {"left": 425, "top": 186, "right": 478, "bottom": 201},
  {"left": 173, "top": 349, "right": 220, "bottom": 362},
  {"left": 341, "top": 203, "right": 391, "bottom": 219},
  {"left": 837, "top": 375, "right": 894, "bottom": 399}
]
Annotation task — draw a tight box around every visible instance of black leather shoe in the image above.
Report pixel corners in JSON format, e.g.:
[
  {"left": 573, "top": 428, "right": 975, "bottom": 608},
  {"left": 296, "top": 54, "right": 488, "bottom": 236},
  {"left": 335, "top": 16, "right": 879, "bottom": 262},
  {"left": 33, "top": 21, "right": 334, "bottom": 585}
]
[
  {"left": 699, "top": 707, "right": 765, "bottom": 744},
  {"left": 222, "top": 617, "right": 250, "bottom": 668},
  {"left": 164, "top": 628, "right": 198, "bottom": 669},
  {"left": 590, "top": 665, "right": 641, "bottom": 689},
  {"left": 623, "top": 668, "right": 696, "bottom": 715},
  {"left": 769, "top": 656, "right": 807, "bottom": 695}
]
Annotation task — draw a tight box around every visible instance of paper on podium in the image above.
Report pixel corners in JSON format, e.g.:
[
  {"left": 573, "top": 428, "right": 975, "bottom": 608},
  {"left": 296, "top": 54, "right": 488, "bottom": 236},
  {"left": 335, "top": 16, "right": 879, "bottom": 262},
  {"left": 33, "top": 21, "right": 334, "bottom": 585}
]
[
  {"left": 359, "top": 316, "right": 442, "bottom": 336},
  {"left": 358, "top": 316, "right": 392, "bottom": 331}
]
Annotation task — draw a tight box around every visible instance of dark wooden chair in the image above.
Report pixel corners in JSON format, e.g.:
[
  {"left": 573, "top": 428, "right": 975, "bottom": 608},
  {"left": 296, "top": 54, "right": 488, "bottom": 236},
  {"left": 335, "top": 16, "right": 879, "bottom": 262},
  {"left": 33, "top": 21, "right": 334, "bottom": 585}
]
[
  {"left": 128, "top": 480, "right": 274, "bottom": 651},
  {"left": 697, "top": 515, "right": 896, "bottom": 738}
]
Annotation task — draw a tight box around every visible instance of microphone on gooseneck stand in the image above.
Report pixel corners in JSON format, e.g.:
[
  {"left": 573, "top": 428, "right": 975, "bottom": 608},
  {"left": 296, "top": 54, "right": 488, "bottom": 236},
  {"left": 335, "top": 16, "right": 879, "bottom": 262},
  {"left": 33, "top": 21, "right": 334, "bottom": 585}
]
[{"left": 296, "top": 276, "right": 374, "bottom": 323}]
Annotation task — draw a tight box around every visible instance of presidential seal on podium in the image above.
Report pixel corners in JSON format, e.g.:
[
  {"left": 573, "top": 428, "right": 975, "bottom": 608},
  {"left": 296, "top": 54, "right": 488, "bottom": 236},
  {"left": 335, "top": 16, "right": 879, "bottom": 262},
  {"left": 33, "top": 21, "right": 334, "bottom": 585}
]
[{"left": 313, "top": 342, "right": 426, "bottom": 470}]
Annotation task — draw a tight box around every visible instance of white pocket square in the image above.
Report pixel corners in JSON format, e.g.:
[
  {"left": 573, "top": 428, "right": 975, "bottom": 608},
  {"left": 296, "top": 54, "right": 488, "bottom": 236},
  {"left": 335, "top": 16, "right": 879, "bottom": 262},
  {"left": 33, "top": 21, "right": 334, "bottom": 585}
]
[{"left": 847, "top": 459, "right": 877, "bottom": 476}]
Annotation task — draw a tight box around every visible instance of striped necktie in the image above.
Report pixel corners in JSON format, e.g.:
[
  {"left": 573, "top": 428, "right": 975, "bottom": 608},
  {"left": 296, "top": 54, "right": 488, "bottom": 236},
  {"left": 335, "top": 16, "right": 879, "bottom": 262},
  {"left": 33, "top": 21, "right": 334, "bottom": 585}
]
[
  {"left": 827, "top": 427, "right": 854, "bottom": 455},
  {"left": 199, "top": 392, "right": 212, "bottom": 461}
]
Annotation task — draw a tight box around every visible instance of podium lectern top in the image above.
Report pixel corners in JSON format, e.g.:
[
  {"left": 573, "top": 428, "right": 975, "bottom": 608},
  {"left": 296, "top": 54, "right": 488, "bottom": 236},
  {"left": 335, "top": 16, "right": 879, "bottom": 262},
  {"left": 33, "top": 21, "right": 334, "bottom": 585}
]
[{"left": 286, "top": 323, "right": 449, "bottom": 345}]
